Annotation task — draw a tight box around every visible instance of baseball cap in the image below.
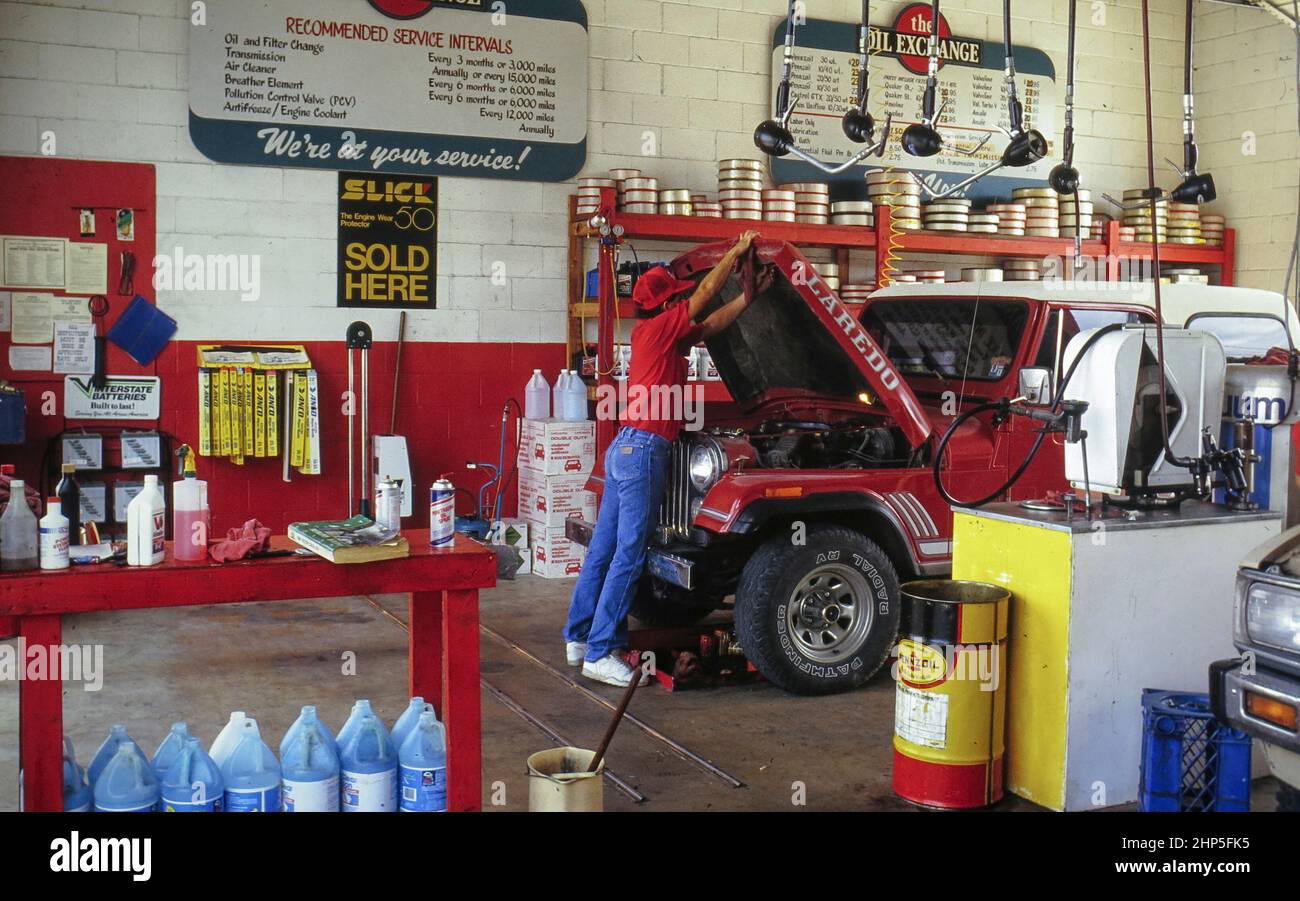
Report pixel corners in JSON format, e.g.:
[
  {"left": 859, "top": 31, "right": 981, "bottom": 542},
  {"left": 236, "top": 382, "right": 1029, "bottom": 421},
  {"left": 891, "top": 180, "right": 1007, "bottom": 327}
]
[{"left": 632, "top": 265, "right": 696, "bottom": 311}]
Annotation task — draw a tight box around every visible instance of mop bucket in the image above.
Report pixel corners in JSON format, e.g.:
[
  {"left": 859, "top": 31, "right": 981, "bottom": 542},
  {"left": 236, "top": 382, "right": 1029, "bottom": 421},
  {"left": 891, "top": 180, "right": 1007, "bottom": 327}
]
[{"left": 527, "top": 747, "right": 604, "bottom": 812}]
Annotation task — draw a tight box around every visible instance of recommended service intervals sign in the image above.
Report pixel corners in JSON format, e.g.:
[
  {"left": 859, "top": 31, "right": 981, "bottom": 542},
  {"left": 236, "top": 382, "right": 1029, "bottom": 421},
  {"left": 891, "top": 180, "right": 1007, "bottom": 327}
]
[
  {"left": 338, "top": 174, "right": 438, "bottom": 309},
  {"left": 189, "top": 0, "right": 588, "bottom": 181},
  {"left": 769, "top": 5, "right": 1057, "bottom": 201}
]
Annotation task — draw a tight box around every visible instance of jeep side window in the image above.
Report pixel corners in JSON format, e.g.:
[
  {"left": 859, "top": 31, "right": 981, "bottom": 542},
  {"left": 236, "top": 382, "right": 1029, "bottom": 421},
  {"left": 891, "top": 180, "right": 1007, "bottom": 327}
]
[{"left": 1034, "top": 307, "right": 1154, "bottom": 375}]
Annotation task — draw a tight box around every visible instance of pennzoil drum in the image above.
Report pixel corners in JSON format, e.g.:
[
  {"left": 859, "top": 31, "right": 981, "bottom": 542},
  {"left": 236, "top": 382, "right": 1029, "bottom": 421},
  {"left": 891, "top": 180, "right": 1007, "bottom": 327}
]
[{"left": 892, "top": 579, "right": 1009, "bottom": 809}]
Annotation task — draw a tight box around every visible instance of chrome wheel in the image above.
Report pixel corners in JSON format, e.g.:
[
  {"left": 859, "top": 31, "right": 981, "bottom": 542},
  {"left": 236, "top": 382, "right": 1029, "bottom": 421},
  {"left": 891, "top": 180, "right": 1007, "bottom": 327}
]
[{"left": 786, "top": 563, "right": 872, "bottom": 663}]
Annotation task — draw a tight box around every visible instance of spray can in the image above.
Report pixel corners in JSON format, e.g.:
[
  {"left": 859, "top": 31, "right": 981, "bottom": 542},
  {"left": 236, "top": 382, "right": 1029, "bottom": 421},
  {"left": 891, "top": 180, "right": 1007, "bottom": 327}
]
[
  {"left": 375, "top": 477, "right": 402, "bottom": 531},
  {"left": 429, "top": 477, "right": 455, "bottom": 547}
]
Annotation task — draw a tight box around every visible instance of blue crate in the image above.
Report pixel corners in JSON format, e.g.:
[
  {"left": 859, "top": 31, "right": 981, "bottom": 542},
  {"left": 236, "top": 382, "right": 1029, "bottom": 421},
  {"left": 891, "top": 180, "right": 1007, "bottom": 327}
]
[{"left": 1139, "top": 689, "right": 1251, "bottom": 812}]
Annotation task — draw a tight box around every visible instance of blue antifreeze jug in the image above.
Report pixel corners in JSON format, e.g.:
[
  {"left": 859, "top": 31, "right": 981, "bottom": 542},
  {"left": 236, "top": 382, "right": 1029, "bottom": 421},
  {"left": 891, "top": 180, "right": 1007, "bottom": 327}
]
[
  {"left": 63, "top": 737, "right": 91, "bottom": 813},
  {"left": 280, "top": 704, "right": 337, "bottom": 759},
  {"left": 335, "top": 699, "right": 380, "bottom": 751},
  {"left": 390, "top": 697, "right": 433, "bottom": 752},
  {"left": 399, "top": 710, "right": 448, "bottom": 813},
  {"left": 87, "top": 723, "right": 146, "bottom": 790},
  {"left": 281, "top": 707, "right": 340, "bottom": 812},
  {"left": 151, "top": 722, "right": 192, "bottom": 779},
  {"left": 339, "top": 713, "right": 398, "bottom": 812},
  {"left": 162, "top": 736, "right": 224, "bottom": 812},
  {"left": 220, "top": 719, "right": 281, "bottom": 812},
  {"left": 93, "top": 742, "right": 159, "bottom": 813}
]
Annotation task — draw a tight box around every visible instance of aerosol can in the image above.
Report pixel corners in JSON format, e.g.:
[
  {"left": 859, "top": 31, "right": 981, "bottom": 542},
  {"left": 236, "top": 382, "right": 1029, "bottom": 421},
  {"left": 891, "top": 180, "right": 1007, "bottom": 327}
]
[{"left": 430, "top": 476, "right": 455, "bottom": 547}]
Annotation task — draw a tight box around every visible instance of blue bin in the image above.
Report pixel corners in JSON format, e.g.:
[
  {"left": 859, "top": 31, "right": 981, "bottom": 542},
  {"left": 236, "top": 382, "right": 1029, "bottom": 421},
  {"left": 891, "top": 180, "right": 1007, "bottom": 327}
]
[{"left": 1139, "top": 689, "right": 1251, "bottom": 812}]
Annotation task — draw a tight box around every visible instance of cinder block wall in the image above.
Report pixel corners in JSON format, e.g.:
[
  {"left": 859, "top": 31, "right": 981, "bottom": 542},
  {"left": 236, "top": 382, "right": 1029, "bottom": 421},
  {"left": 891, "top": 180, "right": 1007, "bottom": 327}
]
[{"left": 1196, "top": 3, "right": 1299, "bottom": 296}]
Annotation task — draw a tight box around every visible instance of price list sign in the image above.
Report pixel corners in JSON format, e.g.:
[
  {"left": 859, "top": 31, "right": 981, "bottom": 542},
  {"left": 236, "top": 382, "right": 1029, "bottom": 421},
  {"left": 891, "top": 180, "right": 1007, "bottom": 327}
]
[
  {"left": 189, "top": 0, "right": 588, "bottom": 181},
  {"left": 768, "top": 5, "right": 1057, "bottom": 201}
]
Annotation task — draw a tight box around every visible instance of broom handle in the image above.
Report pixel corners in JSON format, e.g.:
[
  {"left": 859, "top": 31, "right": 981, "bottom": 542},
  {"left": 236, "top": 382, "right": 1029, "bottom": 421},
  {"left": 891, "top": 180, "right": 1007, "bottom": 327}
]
[
  {"left": 389, "top": 311, "right": 406, "bottom": 435},
  {"left": 589, "top": 664, "right": 643, "bottom": 772}
]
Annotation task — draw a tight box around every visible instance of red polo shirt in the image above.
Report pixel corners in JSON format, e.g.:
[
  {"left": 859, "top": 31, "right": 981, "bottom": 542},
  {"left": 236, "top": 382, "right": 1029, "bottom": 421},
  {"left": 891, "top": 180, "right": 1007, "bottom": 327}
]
[{"left": 622, "top": 301, "right": 704, "bottom": 442}]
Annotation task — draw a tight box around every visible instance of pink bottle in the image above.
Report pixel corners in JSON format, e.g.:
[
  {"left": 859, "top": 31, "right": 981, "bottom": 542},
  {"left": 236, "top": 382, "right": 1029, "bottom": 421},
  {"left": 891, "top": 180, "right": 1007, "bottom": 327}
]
[{"left": 173, "top": 445, "right": 210, "bottom": 561}]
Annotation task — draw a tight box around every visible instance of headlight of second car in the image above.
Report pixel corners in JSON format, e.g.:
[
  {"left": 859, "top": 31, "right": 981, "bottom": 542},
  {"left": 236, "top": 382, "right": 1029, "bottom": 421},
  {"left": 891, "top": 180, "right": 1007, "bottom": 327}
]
[
  {"left": 1246, "top": 582, "right": 1300, "bottom": 652},
  {"left": 688, "top": 439, "right": 727, "bottom": 493}
]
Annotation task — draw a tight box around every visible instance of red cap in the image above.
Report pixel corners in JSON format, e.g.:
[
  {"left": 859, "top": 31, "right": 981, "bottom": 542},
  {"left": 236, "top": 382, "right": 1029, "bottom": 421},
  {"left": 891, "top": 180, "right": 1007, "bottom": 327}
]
[{"left": 632, "top": 266, "right": 695, "bottom": 311}]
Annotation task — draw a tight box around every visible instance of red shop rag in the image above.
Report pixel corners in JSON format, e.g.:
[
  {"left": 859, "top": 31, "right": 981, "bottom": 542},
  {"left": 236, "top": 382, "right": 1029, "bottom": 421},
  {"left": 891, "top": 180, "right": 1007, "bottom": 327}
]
[{"left": 209, "top": 519, "right": 273, "bottom": 562}]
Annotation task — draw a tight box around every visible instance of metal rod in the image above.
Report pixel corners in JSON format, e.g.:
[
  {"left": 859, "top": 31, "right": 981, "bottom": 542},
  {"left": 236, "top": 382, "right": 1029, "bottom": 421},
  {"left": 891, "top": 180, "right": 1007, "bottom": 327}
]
[
  {"left": 479, "top": 623, "right": 747, "bottom": 788},
  {"left": 360, "top": 348, "right": 370, "bottom": 516},
  {"left": 359, "top": 596, "right": 646, "bottom": 803},
  {"left": 346, "top": 354, "right": 355, "bottom": 515},
  {"left": 389, "top": 311, "right": 406, "bottom": 435}
]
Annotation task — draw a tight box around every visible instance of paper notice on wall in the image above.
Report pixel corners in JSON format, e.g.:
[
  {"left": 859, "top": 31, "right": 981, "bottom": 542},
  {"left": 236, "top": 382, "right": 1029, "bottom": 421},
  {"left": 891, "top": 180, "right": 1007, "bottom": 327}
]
[
  {"left": 8, "top": 345, "right": 52, "bottom": 371},
  {"left": 64, "top": 242, "right": 108, "bottom": 294},
  {"left": 53, "top": 320, "right": 95, "bottom": 374},
  {"left": 50, "top": 296, "right": 92, "bottom": 323},
  {"left": 1, "top": 236, "right": 66, "bottom": 289},
  {"left": 11, "top": 292, "right": 54, "bottom": 343},
  {"left": 0, "top": 291, "right": 10, "bottom": 331}
]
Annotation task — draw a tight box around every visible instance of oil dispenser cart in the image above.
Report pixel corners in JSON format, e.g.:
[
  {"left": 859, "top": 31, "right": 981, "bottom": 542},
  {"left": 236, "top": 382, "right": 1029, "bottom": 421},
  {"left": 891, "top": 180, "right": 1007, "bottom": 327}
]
[{"left": 0, "top": 531, "right": 496, "bottom": 812}]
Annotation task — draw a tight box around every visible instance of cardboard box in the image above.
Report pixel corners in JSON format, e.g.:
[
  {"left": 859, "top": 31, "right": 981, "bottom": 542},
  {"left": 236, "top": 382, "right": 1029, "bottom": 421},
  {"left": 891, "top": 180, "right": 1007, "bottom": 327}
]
[
  {"left": 486, "top": 518, "right": 531, "bottom": 575},
  {"left": 518, "top": 468, "right": 596, "bottom": 528},
  {"left": 518, "top": 418, "right": 595, "bottom": 476},
  {"left": 530, "top": 525, "right": 585, "bottom": 579}
]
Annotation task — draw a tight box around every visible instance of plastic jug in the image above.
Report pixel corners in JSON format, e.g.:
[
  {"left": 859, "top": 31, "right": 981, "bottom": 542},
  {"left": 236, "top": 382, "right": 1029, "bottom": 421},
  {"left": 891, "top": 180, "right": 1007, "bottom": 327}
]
[
  {"left": 126, "top": 474, "right": 166, "bottom": 565},
  {"left": 281, "top": 709, "right": 341, "bottom": 812},
  {"left": 552, "top": 370, "right": 570, "bottom": 420},
  {"left": 390, "top": 697, "right": 432, "bottom": 752},
  {"left": 279, "top": 704, "right": 337, "bottom": 759},
  {"left": 87, "top": 724, "right": 146, "bottom": 790},
  {"left": 220, "top": 719, "right": 281, "bottom": 812},
  {"left": 210, "top": 711, "right": 249, "bottom": 768},
  {"left": 151, "top": 722, "right": 192, "bottom": 780},
  {"left": 161, "top": 736, "right": 224, "bottom": 812},
  {"left": 399, "top": 710, "right": 448, "bottom": 812},
  {"left": 93, "top": 742, "right": 160, "bottom": 813},
  {"left": 172, "top": 446, "right": 210, "bottom": 562},
  {"left": 63, "top": 737, "right": 91, "bottom": 813},
  {"left": 38, "top": 498, "right": 70, "bottom": 570},
  {"left": 567, "top": 369, "right": 587, "bottom": 421},
  {"left": 0, "top": 479, "right": 38, "bottom": 572},
  {"left": 525, "top": 369, "right": 550, "bottom": 420},
  {"left": 338, "top": 713, "right": 398, "bottom": 812},
  {"left": 335, "top": 699, "right": 380, "bottom": 751}
]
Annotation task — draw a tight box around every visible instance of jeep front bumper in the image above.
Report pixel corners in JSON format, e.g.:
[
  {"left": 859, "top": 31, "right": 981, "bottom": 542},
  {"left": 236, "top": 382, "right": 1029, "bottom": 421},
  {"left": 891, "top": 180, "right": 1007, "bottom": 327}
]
[
  {"left": 1210, "top": 657, "right": 1300, "bottom": 752},
  {"left": 564, "top": 517, "right": 696, "bottom": 590}
]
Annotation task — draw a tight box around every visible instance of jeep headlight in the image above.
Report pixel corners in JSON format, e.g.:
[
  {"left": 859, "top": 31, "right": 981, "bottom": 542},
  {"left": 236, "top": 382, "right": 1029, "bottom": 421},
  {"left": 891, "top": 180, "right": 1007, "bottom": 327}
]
[
  {"left": 688, "top": 440, "right": 727, "bottom": 492},
  {"left": 1246, "top": 582, "right": 1300, "bottom": 652}
]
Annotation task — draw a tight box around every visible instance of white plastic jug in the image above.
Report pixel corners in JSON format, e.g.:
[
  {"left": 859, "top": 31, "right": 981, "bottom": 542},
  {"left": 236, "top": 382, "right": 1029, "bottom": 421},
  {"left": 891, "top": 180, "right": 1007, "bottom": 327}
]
[
  {"left": 126, "top": 474, "right": 165, "bottom": 566},
  {"left": 0, "top": 480, "right": 38, "bottom": 572},
  {"left": 525, "top": 369, "right": 550, "bottom": 420},
  {"left": 566, "top": 370, "right": 587, "bottom": 421},
  {"left": 209, "top": 711, "right": 249, "bottom": 769},
  {"left": 552, "top": 370, "right": 569, "bottom": 421}
]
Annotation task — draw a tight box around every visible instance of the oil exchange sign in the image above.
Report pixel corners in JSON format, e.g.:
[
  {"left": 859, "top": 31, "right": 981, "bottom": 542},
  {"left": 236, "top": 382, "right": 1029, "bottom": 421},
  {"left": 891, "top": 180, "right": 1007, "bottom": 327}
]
[{"left": 337, "top": 173, "right": 438, "bottom": 309}]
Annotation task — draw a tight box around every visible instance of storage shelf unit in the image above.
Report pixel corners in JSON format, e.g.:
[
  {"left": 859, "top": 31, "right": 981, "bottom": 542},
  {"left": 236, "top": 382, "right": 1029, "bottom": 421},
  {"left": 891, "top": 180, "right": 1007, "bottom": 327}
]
[{"left": 567, "top": 186, "right": 1237, "bottom": 450}]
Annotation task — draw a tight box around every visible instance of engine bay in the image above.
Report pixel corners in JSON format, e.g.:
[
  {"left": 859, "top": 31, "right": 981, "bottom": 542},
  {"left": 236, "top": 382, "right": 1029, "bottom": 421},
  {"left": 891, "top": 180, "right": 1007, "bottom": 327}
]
[{"left": 746, "top": 419, "right": 910, "bottom": 470}]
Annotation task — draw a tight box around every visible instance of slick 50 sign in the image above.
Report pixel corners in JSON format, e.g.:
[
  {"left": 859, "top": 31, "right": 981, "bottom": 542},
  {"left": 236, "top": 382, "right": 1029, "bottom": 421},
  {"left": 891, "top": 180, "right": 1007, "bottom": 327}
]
[{"left": 338, "top": 174, "right": 437, "bottom": 309}]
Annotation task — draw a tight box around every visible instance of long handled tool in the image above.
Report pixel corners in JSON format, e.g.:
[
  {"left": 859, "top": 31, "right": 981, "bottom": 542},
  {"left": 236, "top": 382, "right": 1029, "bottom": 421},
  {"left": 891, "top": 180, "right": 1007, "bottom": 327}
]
[
  {"left": 345, "top": 320, "right": 373, "bottom": 518},
  {"left": 588, "top": 666, "right": 645, "bottom": 774}
]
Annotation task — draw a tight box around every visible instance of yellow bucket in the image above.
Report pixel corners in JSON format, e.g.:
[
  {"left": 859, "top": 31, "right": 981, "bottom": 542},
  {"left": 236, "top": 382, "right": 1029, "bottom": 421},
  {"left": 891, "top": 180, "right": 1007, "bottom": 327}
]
[{"left": 527, "top": 747, "right": 605, "bottom": 812}]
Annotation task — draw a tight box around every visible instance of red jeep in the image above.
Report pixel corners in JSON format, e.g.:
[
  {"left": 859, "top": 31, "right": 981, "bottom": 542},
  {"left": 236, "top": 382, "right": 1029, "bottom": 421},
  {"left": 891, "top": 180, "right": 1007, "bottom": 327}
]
[{"left": 569, "top": 238, "right": 1253, "bottom": 695}]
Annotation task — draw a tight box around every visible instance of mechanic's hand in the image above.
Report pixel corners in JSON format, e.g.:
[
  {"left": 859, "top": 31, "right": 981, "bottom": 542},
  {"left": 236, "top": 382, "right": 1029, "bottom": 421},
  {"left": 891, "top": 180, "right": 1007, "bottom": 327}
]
[
  {"left": 754, "top": 265, "right": 775, "bottom": 295},
  {"left": 735, "top": 229, "right": 760, "bottom": 252}
]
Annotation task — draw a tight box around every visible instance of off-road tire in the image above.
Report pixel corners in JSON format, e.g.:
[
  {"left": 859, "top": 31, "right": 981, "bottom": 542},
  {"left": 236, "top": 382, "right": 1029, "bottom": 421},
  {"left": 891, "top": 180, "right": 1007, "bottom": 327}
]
[
  {"left": 629, "top": 576, "right": 718, "bottom": 627},
  {"left": 736, "top": 525, "right": 900, "bottom": 695}
]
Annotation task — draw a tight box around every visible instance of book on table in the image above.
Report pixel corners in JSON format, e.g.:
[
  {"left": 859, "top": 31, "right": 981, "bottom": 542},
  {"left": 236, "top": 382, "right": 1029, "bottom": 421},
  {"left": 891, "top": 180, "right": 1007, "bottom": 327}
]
[{"left": 288, "top": 515, "right": 410, "bottom": 563}]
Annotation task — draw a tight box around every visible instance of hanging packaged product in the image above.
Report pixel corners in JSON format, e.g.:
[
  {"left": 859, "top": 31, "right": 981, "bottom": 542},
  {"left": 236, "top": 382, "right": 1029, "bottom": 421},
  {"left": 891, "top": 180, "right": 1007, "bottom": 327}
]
[{"left": 195, "top": 344, "right": 312, "bottom": 465}]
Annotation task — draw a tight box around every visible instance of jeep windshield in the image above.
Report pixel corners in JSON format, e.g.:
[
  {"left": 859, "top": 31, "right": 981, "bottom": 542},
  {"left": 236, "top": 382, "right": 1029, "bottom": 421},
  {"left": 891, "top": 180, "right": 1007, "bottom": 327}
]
[{"left": 860, "top": 299, "right": 1029, "bottom": 383}]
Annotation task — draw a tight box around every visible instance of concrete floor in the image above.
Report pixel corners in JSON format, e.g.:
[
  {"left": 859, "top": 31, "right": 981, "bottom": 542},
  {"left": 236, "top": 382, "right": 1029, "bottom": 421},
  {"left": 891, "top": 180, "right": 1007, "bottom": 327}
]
[{"left": 0, "top": 573, "right": 1285, "bottom": 812}]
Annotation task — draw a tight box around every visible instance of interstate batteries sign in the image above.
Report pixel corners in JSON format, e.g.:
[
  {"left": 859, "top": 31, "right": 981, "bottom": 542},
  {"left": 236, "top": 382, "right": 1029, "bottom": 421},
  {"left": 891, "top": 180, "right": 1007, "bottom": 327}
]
[
  {"left": 188, "top": 0, "right": 588, "bottom": 181},
  {"left": 338, "top": 174, "right": 438, "bottom": 309},
  {"left": 769, "top": 5, "right": 1057, "bottom": 201}
]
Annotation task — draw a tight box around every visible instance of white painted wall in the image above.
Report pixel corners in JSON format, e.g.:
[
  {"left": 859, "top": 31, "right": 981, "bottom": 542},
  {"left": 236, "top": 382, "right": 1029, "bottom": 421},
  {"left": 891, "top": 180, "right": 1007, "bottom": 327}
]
[{"left": 0, "top": 0, "right": 1199, "bottom": 346}]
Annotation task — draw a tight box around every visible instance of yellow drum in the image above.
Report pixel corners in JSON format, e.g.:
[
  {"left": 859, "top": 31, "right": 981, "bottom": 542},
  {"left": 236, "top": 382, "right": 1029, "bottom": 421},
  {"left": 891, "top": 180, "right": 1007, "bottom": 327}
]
[{"left": 892, "top": 580, "right": 1009, "bottom": 809}]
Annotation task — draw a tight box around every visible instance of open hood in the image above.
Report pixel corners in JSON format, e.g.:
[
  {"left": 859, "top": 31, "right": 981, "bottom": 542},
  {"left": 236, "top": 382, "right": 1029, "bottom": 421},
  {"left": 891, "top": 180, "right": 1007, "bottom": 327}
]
[{"left": 669, "top": 239, "right": 932, "bottom": 449}]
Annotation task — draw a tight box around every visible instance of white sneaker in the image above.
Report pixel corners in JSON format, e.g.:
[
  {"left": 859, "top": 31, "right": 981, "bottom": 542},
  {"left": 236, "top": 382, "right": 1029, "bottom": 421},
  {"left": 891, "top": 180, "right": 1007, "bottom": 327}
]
[
  {"left": 581, "top": 654, "right": 651, "bottom": 688},
  {"left": 565, "top": 641, "right": 587, "bottom": 666}
]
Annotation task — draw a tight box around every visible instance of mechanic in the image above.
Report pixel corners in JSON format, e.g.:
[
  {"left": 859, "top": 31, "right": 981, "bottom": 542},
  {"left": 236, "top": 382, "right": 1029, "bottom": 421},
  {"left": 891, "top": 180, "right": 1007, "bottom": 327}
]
[{"left": 563, "top": 230, "right": 772, "bottom": 687}]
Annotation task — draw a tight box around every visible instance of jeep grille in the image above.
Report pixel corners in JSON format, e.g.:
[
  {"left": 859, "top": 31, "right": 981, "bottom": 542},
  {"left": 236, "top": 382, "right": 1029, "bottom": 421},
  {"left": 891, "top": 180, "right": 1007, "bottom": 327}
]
[{"left": 658, "top": 440, "right": 692, "bottom": 543}]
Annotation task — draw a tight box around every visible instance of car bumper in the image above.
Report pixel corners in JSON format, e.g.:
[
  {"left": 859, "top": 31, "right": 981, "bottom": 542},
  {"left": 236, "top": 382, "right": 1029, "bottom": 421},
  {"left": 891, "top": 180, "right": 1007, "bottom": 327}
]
[
  {"left": 564, "top": 517, "right": 696, "bottom": 590},
  {"left": 1210, "top": 657, "right": 1300, "bottom": 754}
]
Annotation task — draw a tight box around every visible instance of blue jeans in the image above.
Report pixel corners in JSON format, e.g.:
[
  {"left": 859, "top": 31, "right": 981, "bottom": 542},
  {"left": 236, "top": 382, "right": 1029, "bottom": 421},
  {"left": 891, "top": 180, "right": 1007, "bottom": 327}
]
[{"left": 564, "top": 427, "right": 671, "bottom": 662}]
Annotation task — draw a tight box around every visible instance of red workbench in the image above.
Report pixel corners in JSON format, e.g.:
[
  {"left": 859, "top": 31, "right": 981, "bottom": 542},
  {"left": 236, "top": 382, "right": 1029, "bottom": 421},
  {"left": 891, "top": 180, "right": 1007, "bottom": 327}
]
[{"left": 0, "top": 531, "right": 496, "bottom": 812}]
